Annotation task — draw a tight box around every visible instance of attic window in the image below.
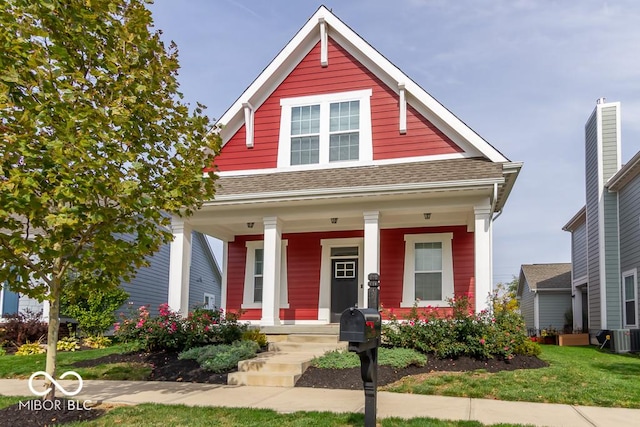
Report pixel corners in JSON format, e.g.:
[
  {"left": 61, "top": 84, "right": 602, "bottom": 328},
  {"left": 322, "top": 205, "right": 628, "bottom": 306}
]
[{"left": 278, "top": 90, "right": 372, "bottom": 168}]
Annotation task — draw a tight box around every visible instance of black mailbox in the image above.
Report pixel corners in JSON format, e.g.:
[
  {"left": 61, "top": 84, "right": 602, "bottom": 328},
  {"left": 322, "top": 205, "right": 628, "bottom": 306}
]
[{"left": 339, "top": 307, "right": 381, "bottom": 351}]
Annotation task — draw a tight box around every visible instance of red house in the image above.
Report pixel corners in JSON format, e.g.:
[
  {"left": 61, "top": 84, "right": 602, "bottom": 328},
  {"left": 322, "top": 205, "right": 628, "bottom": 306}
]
[{"left": 167, "top": 6, "right": 521, "bottom": 326}]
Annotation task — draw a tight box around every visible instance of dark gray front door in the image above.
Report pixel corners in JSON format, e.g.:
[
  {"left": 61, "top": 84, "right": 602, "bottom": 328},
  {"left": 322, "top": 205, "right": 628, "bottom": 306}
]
[{"left": 330, "top": 258, "right": 358, "bottom": 323}]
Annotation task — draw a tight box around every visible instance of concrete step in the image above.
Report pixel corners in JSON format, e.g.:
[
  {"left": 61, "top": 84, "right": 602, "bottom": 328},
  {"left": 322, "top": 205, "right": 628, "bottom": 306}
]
[
  {"left": 268, "top": 341, "right": 346, "bottom": 353},
  {"left": 285, "top": 334, "right": 340, "bottom": 344},
  {"left": 227, "top": 371, "right": 301, "bottom": 387},
  {"left": 237, "top": 354, "right": 314, "bottom": 374}
]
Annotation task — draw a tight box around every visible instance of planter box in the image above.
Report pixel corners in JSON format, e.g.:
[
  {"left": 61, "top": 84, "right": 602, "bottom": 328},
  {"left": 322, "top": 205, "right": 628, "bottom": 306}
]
[{"left": 558, "top": 333, "right": 590, "bottom": 346}]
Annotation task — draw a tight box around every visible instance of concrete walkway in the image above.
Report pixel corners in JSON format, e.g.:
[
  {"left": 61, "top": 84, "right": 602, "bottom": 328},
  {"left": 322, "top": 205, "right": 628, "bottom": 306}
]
[{"left": 1, "top": 379, "right": 639, "bottom": 426}]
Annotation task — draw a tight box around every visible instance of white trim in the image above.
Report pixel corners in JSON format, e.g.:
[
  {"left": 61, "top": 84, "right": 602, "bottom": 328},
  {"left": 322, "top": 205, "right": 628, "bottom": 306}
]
[
  {"left": 217, "top": 152, "right": 471, "bottom": 177},
  {"left": 363, "top": 211, "right": 380, "bottom": 309},
  {"left": 215, "top": 6, "right": 508, "bottom": 163},
  {"left": 401, "top": 233, "right": 453, "bottom": 308},
  {"left": 474, "top": 204, "right": 492, "bottom": 312},
  {"left": 241, "top": 240, "right": 289, "bottom": 310},
  {"left": 277, "top": 90, "right": 373, "bottom": 169},
  {"left": 319, "top": 237, "right": 364, "bottom": 322},
  {"left": 622, "top": 268, "right": 638, "bottom": 328},
  {"left": 398, "top": 82, "right": 406, "bottom": 134},
  {"left": 572, "top": 275, "right": 588, "bottom": 287},
  {"left": 534, "top": 293, "right": 540, "bottom": 331},
  {"left": 242, "top": 102, "right": 254, "bottom": 148},
  {"left": 319, "top": 18, "right": 328, "bottom": 67},
  {"left": 221, "top": 241, "right": 228, "bottom": 311}
]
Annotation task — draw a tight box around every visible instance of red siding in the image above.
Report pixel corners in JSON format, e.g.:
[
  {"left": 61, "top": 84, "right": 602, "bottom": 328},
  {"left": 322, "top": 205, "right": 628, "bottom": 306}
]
[
  {"left": 213, "top": 38, "right": 462, "bottom": 172},
  {"left": 379, "top": 226, "right": 475, "bottom": 318},
  {"left": 225, "top": 227, "right": 474, "bottom": 321}
]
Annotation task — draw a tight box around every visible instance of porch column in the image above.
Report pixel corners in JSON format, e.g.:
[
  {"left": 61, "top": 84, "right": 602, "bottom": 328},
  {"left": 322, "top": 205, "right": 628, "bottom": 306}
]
[
  {"left": 168, "top": 218, "right": 192, "bottom": 316},
  {"left": 573, "top": 289, "right": 583, "bottom": 332},
  {"left": 220, "top": 240, "right": 229, "bottom": 312},
  {"left": 363, "top": 211, "right": 380, "bottom": 309},
  {"left": 261, "top": 216, "right": 282, "bottom": 326},
  {"left": 474, "top": 205, "right": 492, "bottom": 313}
]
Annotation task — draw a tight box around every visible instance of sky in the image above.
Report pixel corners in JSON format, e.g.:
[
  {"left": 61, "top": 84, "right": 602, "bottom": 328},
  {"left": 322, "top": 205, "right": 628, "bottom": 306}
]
[{"left": 147, "top": 0, "right": 640, "bottom": 286}]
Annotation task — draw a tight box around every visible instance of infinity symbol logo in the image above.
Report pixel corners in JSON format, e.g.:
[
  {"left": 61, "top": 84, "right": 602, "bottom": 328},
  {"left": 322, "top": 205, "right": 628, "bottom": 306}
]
[{"left": 28, "top": 371, "right": 84, "bottom": 397}]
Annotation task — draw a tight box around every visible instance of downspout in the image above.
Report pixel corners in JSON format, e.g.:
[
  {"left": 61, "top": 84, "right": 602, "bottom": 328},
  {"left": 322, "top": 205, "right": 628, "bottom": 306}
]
[{"left": 490, "top": 183, "right": 500, "bottom": 221}]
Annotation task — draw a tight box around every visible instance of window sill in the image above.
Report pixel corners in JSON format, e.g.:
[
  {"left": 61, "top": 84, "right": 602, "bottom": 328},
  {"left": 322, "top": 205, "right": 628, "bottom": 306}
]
[{"left": 400, "top": 300, "right": 450, "bottom": 308}]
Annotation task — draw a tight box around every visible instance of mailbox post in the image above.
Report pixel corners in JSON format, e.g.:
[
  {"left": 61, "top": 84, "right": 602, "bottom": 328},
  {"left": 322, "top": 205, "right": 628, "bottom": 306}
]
[{"left": 339, "top": 273, "right": 381, "bottom": 427}]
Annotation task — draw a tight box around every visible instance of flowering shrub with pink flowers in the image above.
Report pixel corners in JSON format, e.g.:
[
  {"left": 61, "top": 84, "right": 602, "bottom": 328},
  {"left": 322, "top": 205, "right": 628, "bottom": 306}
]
[
  {"left": 114, "top": 304, "right": 247, "bottom": 351},
  {"left": 382, "top": 295, "right": 539, "bottom": 360}
]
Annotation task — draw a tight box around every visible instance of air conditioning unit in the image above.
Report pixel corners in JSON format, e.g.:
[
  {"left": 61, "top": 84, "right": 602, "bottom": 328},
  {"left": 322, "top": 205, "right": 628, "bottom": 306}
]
[
  {"left": 630, "top": 329, "right": 640, "bottom": 353},
  {"left": 610, "top": 329, "right": 631, "bottom": 353}
]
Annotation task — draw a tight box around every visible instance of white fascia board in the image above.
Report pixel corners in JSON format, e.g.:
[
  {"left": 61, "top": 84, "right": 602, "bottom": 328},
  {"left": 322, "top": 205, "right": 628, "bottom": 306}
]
[
  {"left": 214, "top": 6, "right": 509, "bottom": 163},
  {"left": 206, "top": 178, "right": 502, "bottom": 205}
]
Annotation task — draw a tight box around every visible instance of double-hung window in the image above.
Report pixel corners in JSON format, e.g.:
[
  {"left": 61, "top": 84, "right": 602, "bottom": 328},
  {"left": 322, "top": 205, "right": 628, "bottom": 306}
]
[
  {"left": 401, "top": 233, "right": 454, "bottom": 307},
  {"left": 242, "top": 241, "right": 289, "bottom": 309},
  {"left": 278, "top": 90, "right": 372, "bottom": 168},
  {"left": 622, "top": 269, "right": 638, "bottom": 327}
]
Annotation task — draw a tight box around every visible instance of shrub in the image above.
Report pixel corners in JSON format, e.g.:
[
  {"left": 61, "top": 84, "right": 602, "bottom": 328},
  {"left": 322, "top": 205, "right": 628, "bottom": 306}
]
[
  {"left": 0, "top": 347, "right": 6, "bottom": 357},
  {"left": 61, "top": 285, "right": 129, "bottom": 337},
  {"left": 312, "top": 347, "right": 426, "bottom": 369},
  {"left": 1, "top": 309, "right": 48, "bottom": 346},
  {"left": 382, "top": 295, "right": 539, "bottom": 360},
  {"left": 114, "top": 304, "right": 248, "bottom": 352},
  {"left": 57, "top": 336, "right": 80, "bottom": 352},
  {"left": 179, "top": 340, "right": 259, "bottom": 373},
  {"left": 16, "top": 341, "right": 46, "bottom": 356},
  {"left": 242, "top": 329, "right": 268, "bottom": 348},
  {"left": 83, "top": 335, "right": 112, "bottom": 349}
]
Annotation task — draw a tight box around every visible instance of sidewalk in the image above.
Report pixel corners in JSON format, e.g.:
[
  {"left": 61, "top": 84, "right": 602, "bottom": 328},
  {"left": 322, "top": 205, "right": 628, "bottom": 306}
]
[{"left": 1, "top": 379, "right": 639, "bottom": 427}]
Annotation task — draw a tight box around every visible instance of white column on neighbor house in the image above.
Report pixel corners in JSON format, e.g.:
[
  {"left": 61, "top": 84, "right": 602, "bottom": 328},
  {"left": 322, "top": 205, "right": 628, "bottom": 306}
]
[
  {"left": 168, "top": 217, "right": 192, "bottom": 316},
  {"left": 363, "top": 211, "right": 380, "bottom": 309},
  {"left": 220, "top": 240, "right": 229, "bottom": 312},
  {"left": 261, "top": 216, "right": 282, "bottom": 326},
  {"left": 474, "top": 204, "right": 492, "bottom": 313}
]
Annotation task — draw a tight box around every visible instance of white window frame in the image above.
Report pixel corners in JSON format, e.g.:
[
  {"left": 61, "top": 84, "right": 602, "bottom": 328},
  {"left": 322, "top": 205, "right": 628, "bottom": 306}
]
[
  {"left": 242, "top": 240, "right": 289, "bottom": 309},
  {"left": 401, "top": 233, "right": 454, "bottom": 308},
  {"left": 622, "top": 268, "right": 638, "bottom": 328},
  {"left": 203, "top": 293, "right": 216, "bottom": 310},
  {"left": 277, "top": 89, "right": 373, "bottom": 169}
]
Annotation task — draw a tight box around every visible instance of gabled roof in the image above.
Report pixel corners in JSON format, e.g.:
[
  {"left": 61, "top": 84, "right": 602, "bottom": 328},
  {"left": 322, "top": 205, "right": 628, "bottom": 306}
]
[
  {"left": 518, "top": 263, "right": 572, "bottom": 296},
  {"left": 562, "top": 206, "right": 586, "bottom": 232},
  {"left": 215, "top": 5, "right": 509, "bottom": 164},
  {"left": 607, "top": 149, "right": 640, "bottom": 192}
]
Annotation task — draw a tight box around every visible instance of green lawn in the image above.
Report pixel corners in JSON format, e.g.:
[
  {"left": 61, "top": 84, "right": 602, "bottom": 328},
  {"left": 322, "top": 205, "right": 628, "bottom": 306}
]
[
  {"left": 382, "top": 345, "right": 640, "bottom": 408},
  {"left": 0, "top": 344, "right": 150, "bottom": 381},
  {"left": 0, "top": 397, "right": 529, "bottom": 427}
]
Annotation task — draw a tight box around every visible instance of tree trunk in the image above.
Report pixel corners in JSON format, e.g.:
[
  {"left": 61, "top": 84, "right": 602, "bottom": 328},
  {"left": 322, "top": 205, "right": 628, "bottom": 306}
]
[{"left": 44, "top": 276, "right": 61, "bottom": 401}]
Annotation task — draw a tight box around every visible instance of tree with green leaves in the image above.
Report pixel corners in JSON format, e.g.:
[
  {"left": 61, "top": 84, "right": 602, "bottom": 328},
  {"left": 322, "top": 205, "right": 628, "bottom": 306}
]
[
  {"left": 61, "top": 284, "right": 129, "bottom": 337},
  {"left": 0, "top": 0, "right": 218, "bottom": 399}
]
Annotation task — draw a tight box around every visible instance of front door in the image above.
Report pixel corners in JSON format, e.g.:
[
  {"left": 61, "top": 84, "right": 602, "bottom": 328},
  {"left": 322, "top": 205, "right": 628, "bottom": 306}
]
[{"left": 330, "top": 258, "right": 358, "bottom": 323}]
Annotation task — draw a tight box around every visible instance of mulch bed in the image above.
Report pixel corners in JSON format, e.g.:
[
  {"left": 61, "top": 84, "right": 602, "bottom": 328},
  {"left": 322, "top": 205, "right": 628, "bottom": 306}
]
[{"left": 0, "top": 350, "right": 548, "bottom": 426}]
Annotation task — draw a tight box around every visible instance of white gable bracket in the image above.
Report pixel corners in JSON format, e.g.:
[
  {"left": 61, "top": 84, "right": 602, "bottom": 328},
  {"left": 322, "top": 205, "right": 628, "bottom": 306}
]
[
  {"left": 319, "top": 18, "right": 328, "bottom": 67},
  {"left": 242, "top": 102, "right": 254, "bottom": 148},
  {"left": 398, "top": 82, "right": 407, "bottom": 134}
]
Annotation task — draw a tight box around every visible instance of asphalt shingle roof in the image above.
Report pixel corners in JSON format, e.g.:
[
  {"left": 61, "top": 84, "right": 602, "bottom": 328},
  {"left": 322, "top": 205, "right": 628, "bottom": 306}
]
[
  {"left": 214, "top": 157, "right": 503, "bottom": 197},
  {"left": 521, "top": 263, "right": 572, "bottom": 291}
]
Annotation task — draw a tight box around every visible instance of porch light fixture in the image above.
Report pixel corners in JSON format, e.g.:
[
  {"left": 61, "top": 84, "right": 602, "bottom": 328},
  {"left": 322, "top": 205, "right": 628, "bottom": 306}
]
[
  {"left": 423, "top": 213, "right": 431, "bottom": 220},
  {"left": 246, "top": 222, "right": 255, "bottom": 229},
  {"left": 330, "top": 217, "right": 338, "bottom": 224}
]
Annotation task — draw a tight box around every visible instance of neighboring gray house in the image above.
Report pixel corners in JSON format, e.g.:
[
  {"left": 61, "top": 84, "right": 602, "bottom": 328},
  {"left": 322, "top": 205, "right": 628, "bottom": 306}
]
[
  {"left": 1, "top": 231, "right": 221, "bottom": 320},
  {"left": 563, "top": 99, "right": 639, "bottom": 340},
  {"left": 517, "top": 263, "right": 572, "bottom": 335}
]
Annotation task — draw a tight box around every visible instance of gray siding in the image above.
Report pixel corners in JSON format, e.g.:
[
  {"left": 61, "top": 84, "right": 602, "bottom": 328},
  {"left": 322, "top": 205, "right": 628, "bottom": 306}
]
[
  {"left": 538, "top": 292, "right": 572, "bottom": 331},
  {"left": 121, "top": 242, "right": 171, "bottom": 316},
  {"left": 519, "top": 281, "right": 536, "bottom": 334},
  {"left": 572, "top": 221, "right": 588, "bottom": 280},
  {"left": 585, "top": 108, "right": 602, "bottom": 330},
  {"left": 601, "top": 106, "right": 621, "bottom": 329},
  {"left": 618, "top": 173, "right": 640, "bottom": 326},
  {"left": 189, "top": 234, "right": 222, "bottom": 310}
]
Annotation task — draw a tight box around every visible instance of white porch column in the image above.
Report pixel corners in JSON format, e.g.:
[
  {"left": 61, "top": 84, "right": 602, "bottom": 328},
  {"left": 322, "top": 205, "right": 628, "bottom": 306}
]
[
  {"left": 363, "top": 211, "right": 380, "bottom": 309},
  {"left": 220, "top": 240, "right": 229, "bottom": 312},
  {"left": 474, "top": 205, "right": 492, "bottom": 313},
  {"left": 573, "top": 290, "right": 583, "bottom": 332},
  {"left": 168, "top": 218, "right": 192, "bottom": 316},
  {"left": 261, "top": 216, "right": 282, "bottom": 326}
]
